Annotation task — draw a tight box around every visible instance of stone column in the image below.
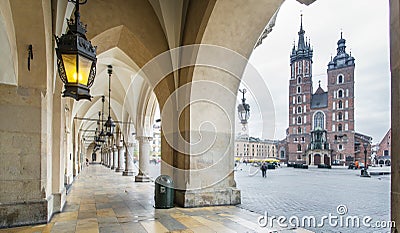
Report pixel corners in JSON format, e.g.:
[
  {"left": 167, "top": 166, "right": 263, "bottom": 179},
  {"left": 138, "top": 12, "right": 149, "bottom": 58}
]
[
  {"left": 390, "top": 1, "right": 400, "bottom": 231},
  {"left": 101, "top": 150, "right": 104, "bottom": 165},
  {"left": 135, "top": 136, "right": 152, "bottom": 182},
  {"left": 123, "top": 143, "right": 135, "bottom": 176},
  {"left": 116, "top": 145, "right": 125, "bottom": 172},
  {"left": 112, "top": 146, "right": 118, "bottom": 170},
  {"left": 109, "top": 148, "right": 113, "bottom": 168},
  {"left": 106, "top": 149, "right": 110, "bottom": 167}
]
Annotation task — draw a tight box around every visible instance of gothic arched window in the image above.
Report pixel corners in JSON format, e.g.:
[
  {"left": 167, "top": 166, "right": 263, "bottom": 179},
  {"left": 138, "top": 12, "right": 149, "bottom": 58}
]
[
  {"left": 314, "top": 112, "right": 324, "bottom": 129},
  {"left": 297, "top": 116, "right": 302, "bottom": 124},
  {"left": 297, "top": 106, "right": 302, "bottom": 114},
  {"left": 297, "top": 96, "right": 302, "bottom": 103},
  {"left": 338, "top": 124, "right": 343, "bottom": 132},
  {"left": 298, "top": 77, "right": 301, "bottom": 84},
  {"left": 338, "top": 90, "right": 343, "bottom": 98},
  {"left": 298, "top": 127, "right": 302, "bottom": 134},
  {"left": 297, "top": 144, "right": 302, "bottom": 152},
  {"left": 338, "top": 100, "right": 343, "bottom": 109},
  {"left": 338, "top": 112, "right": 343, "bottom": 121},
  {"left": 338, "top": 74, "right": 344, "bottom": 84}
]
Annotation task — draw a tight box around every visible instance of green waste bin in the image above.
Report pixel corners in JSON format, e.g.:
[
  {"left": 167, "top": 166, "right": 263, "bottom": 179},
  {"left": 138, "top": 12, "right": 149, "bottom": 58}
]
[{"left": 154, "top": 175, "right": 174, "bottom": 209}]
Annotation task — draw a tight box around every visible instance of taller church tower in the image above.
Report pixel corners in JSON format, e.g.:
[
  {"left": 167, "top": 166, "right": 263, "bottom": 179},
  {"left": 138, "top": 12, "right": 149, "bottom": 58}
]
[{"left": 287, "top": 16, "right": 314, "bottom": 163}]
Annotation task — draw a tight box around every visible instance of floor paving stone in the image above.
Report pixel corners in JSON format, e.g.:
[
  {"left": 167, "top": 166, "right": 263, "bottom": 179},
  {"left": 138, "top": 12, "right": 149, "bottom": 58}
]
[{"left": 0, "top": 164, "right": 314, "bottom": 233}]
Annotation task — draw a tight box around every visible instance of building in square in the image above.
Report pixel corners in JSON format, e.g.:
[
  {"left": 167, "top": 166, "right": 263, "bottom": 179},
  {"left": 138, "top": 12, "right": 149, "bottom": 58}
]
[{"left": 286, "top": 17, "right": 372, "bottom": 166}]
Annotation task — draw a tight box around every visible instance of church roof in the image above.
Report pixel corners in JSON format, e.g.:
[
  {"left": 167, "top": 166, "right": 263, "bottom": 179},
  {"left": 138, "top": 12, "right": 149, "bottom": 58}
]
[
  {"left": 290, "top": 15, "right": 313, "bottom": 64},
  {"left": 327, "top": 32, "right": 355, "bottom": 70},
  {"left": 314, "top": 86, "right": 325, "bottom": 94},
  {"left": 311, "top": 91, "right": 328, "bottom": 109}
]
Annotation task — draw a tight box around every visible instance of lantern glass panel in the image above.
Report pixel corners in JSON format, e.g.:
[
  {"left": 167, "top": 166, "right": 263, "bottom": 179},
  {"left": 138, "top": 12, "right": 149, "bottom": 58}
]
[
  {"left": 62, "top": 54, "right": 92, "bottom": 86},
  {"left": 78, "top": 55, "right": 92, "bottom": 86},
  {"left": 62, "top": 54, "right": 77, "bottom": 83}
]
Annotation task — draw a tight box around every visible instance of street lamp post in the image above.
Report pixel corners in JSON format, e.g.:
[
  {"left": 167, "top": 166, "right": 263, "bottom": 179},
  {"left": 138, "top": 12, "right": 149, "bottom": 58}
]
[
  {"left": 237, "top": 88, "right": 250, "bottom": 131},
  {"left": 361, "top": 142, "right": 371, "bottom": 177}
]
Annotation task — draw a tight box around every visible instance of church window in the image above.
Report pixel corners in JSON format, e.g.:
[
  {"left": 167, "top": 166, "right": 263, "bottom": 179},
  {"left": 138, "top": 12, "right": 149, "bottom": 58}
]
[
  {"left": 337, "top": 74, "right": 344, "bottom": 84},
  {"left": 338, "top": 124, "right": 343, "bottom": 132},
  {"left": 338, "top": 100, "right": 343, "bottom": 109},
  {"left": 291, "top": 65, "right": 295, "bottom": 78},
  {"left": 302, "top": 137, "right": 305, "bottom": 142},
  {"left": 298, "top": 127, "right": 302, "bottom": 134},
  {"left": 297, "top": 106, "right": 302, "bottom": 114},
  {"left": 298, "top": 61, "right": 302, "bottom": 74},
  {"left": 297, "top": 144, "right": 302, "bottom": 152},
  {"left": 297, "top": 86, "right": 301, "bottom": 93},
  {"left": 297, "top": 116, "right": 302, "bottom": 124},
  {"left": 298, "top": 77, "right": 301, "bottom": 84},
  {"left": 338, "top": 144, "right": 343, "bottom": 150},
  {"left": 314, "top": 111, "right": 324, "bottom": 129},
  {"left": 338, "top": 112, "right": 343, "bottom": 121},
  {"left": 305, "top": 61, "right": 309, "bottom": 74},
  {"left": 298, "top": 96, "right": 302, "bottom": 103},
  {"left": 338, "top": 90, "right": 343, "bottom": 98}
]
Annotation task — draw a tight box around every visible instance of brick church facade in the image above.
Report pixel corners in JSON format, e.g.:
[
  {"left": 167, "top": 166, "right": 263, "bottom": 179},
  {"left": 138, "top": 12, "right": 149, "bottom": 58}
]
[{"left": 286, "top": 18, "right": 371, "bottom": 166}]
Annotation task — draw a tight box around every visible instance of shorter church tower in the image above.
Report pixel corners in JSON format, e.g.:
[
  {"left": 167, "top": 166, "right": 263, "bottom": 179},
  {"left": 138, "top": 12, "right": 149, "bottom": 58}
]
[{"left": 326, "top": 33, "right": 355, "bottom": 164}]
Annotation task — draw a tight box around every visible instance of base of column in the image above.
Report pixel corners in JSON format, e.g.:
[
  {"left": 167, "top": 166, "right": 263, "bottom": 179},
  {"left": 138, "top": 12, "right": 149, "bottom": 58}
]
[
  {"left": 135, "top": 174, "right": 151, "bottom": 182},
  {"left": 175, "top": 187, "right": 241, "bottom": 207},
  {"left": 115, "top": 168, "right": 124, "bottom": 172},
  {"left": 122, "top": 171, "right": 134, "bottom": 176},
  {"left": 111, "top": 166, "right": 115, "bottom": 170}
]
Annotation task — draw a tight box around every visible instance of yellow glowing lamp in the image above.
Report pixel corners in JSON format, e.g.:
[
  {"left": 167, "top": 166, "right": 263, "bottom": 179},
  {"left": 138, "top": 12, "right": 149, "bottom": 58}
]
[{"left": 55, "top": 0, "right": 96, "bottom": 101}]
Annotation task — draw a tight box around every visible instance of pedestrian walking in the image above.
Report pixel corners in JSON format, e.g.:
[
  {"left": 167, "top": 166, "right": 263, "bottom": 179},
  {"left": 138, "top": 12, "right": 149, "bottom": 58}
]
[{"left": 261, "top": 162, "right": 267, "bottom": 178}]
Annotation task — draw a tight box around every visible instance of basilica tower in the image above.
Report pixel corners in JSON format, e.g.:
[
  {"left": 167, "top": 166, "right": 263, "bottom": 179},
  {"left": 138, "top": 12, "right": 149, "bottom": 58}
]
[
  {"left": 287, "top": 16, "right": 313, "bottom": 163},
  {"left": 326, "top": 33, "right": 356, "bottom": 163}
]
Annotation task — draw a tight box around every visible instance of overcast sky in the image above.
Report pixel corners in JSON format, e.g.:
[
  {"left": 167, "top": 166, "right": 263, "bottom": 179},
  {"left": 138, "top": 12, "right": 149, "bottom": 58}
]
[{"left": 239, "top": 0, "right": 390, "bottom": 144}]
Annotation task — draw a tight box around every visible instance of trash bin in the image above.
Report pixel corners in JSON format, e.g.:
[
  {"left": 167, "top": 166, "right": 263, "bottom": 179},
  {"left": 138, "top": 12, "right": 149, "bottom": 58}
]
[{"left": 154, "top": 175, "right": 174, "bottom": 209}]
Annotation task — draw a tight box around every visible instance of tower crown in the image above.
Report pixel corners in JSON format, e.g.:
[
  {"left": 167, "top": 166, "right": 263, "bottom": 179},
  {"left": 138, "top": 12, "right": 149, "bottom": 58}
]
[
  {"left": 290, "top": 15, "right": 313, "bottom": 64},
  {"left": 328, "top": 32, "right": 355, "bottom": 70}
]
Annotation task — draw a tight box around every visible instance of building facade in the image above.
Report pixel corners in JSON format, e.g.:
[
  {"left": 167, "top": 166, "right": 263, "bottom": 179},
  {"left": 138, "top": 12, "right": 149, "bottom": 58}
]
[
  {"left": 235, "top": 136, "right": 279, "bottom": 160},
  {"left": 375, "top": 128, "right": 391, "bottom": 165},
  {"left": 287, "top": 18, "right": 371, "bottom": 165}
]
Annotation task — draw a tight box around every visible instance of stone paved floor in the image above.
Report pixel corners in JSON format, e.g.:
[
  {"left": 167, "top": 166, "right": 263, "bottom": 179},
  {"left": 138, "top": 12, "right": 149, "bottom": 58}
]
[
  {"left": 235, "top": 164, "right": 391, "bottom": 233},
  {"left": 0, "top": 164, "right": 311, "bottom": 233}
]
